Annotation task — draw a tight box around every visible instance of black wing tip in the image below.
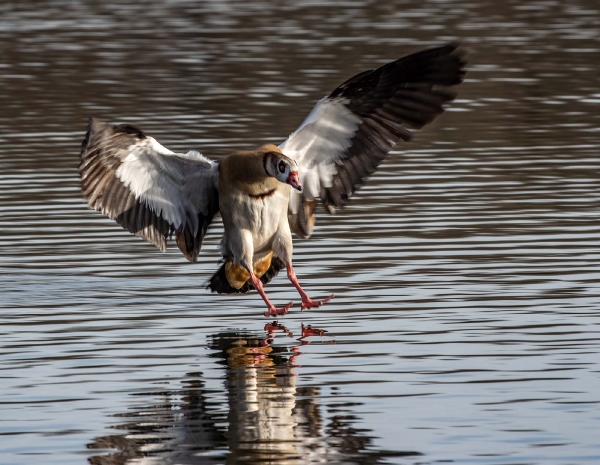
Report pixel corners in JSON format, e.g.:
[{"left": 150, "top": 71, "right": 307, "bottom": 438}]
[
  {"left": 319, "top": 43, "right": 467, "bottom": 213},
  {"left": 206, "top": 257, "right": 286, "bottom": 295},
  {"left": 399, "top": 43, "right": 467, "bottom": 85},
  {"left": 331, "top": 43, "right": 467, "bottom": 98},
  {"left": 408, "top": 42, "right": 466, "bottom": 61},
  {"left": 427, "top": 42, "right": 462, "bottom": 56}
]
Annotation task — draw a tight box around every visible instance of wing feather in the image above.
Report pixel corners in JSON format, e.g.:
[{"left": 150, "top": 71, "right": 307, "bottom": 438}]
[
  {"left": 79, "top": 118, "right": 219, "bottom": 261},
  {"left": 281, "top": 44, "right": 466, "bottom": 238}
]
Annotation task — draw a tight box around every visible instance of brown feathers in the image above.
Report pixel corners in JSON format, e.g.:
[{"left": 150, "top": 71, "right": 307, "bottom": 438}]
[
  {"left": 79, "top": 119, "right": 173, "bottom": 252},
  {"left": 219, "top": 147, "right": 281, "bottom": 197},
  {"left": 79, "top": 45, "right": 464, "bottom": 303},
  {"left": 224, "top": 252, "right": 275, "bottom": 289},
  {"left": 288, "top": 198, "right": 316, "bottom": 239},
  {"left": 208, "top": 256, "right": 286, "bottom": 295},
  {"left": 79, "top": 118, "right": 219, "bottom": 261}
]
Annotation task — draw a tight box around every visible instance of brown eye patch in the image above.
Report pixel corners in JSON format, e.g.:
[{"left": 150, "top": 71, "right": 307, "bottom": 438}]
[{"left": 278, "top": 161, "right": 286, "bottom": 173}]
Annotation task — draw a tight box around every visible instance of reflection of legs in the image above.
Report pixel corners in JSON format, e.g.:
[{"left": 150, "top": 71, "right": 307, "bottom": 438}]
[
  {"left": 264, "top": 321, "right": 294, "bottom": 339},
  {"left": 286, "top": 263, "right": 334, "bottom": 310},
  {"left": 250, "top": 271, "right": 292, "bottom": 317}
]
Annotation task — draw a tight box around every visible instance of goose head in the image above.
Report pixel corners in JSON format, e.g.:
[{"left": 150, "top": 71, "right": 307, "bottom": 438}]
[{"left": 260, "top": 144, "right": 303, "bottom": 192}]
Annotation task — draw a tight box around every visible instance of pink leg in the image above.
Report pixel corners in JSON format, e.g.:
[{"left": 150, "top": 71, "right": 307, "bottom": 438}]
[
  {"left": 286, "top": 263, "right": 334, "bottom": 311},
  {"left": 250, "top": 272, "right": 293, "bottom": 317}
]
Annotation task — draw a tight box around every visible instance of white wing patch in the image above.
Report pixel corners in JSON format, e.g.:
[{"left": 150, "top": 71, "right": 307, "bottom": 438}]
[
  {"left": 115, "top": 137, "right": 217, "bottom": 235},
  {"left": 281, "top": 45, "right": 465, "bottom": 239},
  {"left": 279, "top": 98, "right": 361, "bottom": 201}
]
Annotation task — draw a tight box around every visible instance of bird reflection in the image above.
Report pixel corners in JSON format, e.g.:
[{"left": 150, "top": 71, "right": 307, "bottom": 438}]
[
  {"left": 88, "top": 323, "right": 413, "bottom": 464},
  {"left": 215, "top": 322, "right": 334, "bottom": 464}
]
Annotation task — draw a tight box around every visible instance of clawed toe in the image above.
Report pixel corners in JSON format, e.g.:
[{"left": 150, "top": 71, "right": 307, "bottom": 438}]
[
  {"left": 263, "top": 302, "right": 293, "bottom": 317},
  {"left": 301, "top": 294, "right": 335, "bottom": 311}
]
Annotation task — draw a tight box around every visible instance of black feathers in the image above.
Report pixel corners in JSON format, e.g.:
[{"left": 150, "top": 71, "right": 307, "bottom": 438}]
[
  {"left": 207, "top": 257, "right": 286, "bottom": 295},
  {"left": 288, "top": 45, "right": 466, "bottom": 240},
  {"left": 324, "top": 44, "right": 466, "bottom": 211}
]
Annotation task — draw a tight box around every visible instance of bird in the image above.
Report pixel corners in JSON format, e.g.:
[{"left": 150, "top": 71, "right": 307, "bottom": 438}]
[{"left": 78, "top": 44, "right": 466, "bottom": 317}]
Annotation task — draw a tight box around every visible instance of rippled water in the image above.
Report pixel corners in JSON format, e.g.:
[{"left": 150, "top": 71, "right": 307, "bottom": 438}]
[{"left": 2, "top": 1, "right": 600, "bottom": 464}]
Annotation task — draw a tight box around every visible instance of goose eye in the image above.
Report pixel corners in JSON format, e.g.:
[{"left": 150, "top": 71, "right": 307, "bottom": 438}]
[{"left": 278, "top": 161, "right": 286, "bottom": 173}]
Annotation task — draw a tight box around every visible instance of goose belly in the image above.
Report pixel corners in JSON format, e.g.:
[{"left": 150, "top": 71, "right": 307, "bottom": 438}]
[
  {"left": 247, "top": 194, "right": 287, "bottom": 251},
  {"left": 222, "top": 188, "right": 288, "bottom": 255}
]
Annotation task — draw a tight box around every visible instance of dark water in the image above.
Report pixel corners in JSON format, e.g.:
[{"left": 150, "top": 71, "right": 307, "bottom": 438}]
[{"left": 2, "top": 1, "right": 600, "bottom": 464}]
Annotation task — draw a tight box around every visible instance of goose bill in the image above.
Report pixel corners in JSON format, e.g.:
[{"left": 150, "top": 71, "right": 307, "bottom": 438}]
[{"left": 287, "top": 172, "right": 303, "bottom": 192}]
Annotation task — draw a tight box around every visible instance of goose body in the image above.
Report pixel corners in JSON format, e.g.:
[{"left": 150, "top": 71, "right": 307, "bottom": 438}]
[
  {"left": 217, "top": 147, "right": 296, "bottom": 304},
  {"left": 219, "top": 147, "right": 292, "bottom": 266},
  {"left": 79, "top": 45, "right": 466, "bottom": 316}
]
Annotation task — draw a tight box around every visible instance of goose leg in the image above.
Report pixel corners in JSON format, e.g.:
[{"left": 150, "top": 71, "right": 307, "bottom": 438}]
[
  {"left": 286, "top": 263, "right": 334, "bottom": 311},
  {"left": 250, "top": 272, "right": 293, "bottom": 317}
]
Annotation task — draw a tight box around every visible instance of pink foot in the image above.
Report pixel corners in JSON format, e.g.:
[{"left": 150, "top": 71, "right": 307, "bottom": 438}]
[
  {"left": 263, "top": 302, "right": 293, "bottom": 317},
  {"left": 301, "top": 294, "right": 334, "bottom": 311}
]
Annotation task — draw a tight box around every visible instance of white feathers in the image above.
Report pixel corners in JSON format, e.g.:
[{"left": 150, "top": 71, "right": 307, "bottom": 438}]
[
  {"left": 114, "top": 136, "right": 218, "bottom": 235},
  {"left": 279, "top": 97, "right": 361, "bottom": 201}
]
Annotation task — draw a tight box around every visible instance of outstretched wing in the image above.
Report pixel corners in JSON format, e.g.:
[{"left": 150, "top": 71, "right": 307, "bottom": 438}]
[
  {"left": 79, "top": 118, "right": 220, "bottom": 262},
  {"left": 280, "top": 44, "right": 466, "bottom": 238}
]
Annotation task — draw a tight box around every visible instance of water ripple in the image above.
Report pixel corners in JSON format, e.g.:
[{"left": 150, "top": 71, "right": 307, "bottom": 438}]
[{"left": 1, "top": 0, "right": 600, "bottom": 464}]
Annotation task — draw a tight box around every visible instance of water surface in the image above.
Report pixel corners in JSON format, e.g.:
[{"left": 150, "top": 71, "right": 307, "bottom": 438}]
[{"left": 1, "top": 1, "right": 600, "bottom": 464}]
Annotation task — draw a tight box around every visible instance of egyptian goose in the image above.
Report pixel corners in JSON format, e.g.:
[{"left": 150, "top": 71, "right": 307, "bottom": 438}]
[{"left": 79, "top": 44, "right": 466, "bottom": 316}]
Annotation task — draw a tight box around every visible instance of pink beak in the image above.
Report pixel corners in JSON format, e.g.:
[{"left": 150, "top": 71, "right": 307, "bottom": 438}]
[{"left": 287, "top": 172, "right": 303, "bottom": 192}]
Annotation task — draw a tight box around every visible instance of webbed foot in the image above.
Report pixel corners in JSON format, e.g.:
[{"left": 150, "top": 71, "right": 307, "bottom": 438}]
[
  {"left": 263, "top": 302, "right": 293, "bottom": 317},
  {"left": 301, "top": 294, "right": 335, "bottom": 311}
]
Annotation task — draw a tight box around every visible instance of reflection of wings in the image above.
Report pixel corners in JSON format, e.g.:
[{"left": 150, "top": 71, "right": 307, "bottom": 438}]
[
  {"left": 79, "top": 119, "right": 219, "bottom": 261},
  {"left": 281, "top": 45, "right": 466, "bottom": 238}
]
